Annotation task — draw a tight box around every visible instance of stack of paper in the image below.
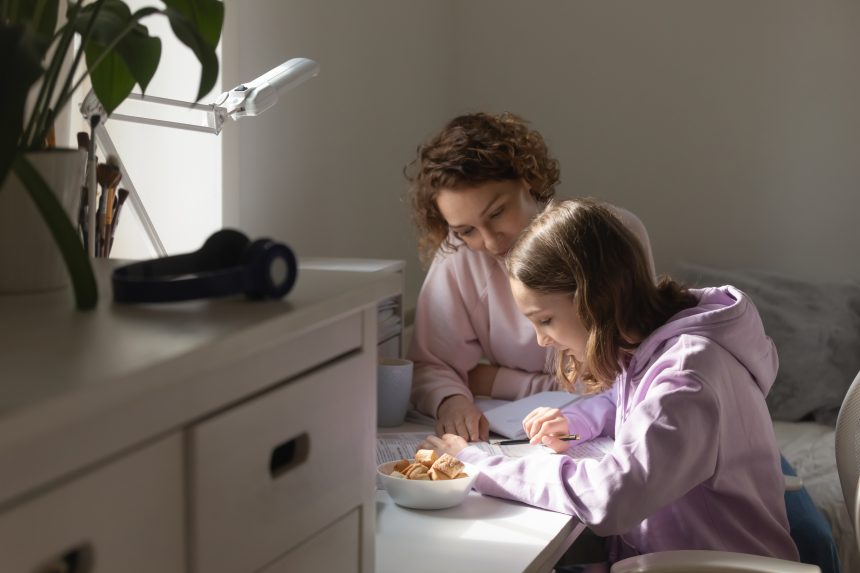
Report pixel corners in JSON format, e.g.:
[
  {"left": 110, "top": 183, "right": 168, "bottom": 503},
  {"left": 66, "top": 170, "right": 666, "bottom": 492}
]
[
  {"left": 375, "top": 431, "right": 614, "bottom": 482},
  {"left": 377, "top": 296, "right": 401, "bottom": 343}
]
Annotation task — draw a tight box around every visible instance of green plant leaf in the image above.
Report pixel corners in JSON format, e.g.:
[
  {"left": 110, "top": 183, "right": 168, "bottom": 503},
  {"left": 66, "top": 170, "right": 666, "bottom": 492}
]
[
  {"left": 74, "top": 1, "right": 162, "bottom": 99},
  {"left": 113, "top": 25, "right": 161, "bottom": 94},
  {"left": 0, "top": 24, "right": 43, "bottom": 188},
  {"left": 84, "top": 41, "right": 136, "bottom": 114},
  {"left": 162, "top": 5, "right": 221, "bottom": 101},
  {"left": 73, "top": 0, "right": 130, "bottom": 44},
  {"left": 12, "top": 154, "right": 98, "bottom": 310},
  {"left": 161, "top": 0, "right": 223, "bottom": 47}
]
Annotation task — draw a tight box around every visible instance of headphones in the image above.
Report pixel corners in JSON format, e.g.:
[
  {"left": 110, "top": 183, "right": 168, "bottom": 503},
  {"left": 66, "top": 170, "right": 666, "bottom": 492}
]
[{"left": 112, "top": 229, "right": 298, "bottom": 303}]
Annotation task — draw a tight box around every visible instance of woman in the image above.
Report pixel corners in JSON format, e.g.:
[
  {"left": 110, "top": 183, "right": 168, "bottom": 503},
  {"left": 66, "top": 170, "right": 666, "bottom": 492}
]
[{"left": 405, "top": 111, "right": 653, "bottom": 441}]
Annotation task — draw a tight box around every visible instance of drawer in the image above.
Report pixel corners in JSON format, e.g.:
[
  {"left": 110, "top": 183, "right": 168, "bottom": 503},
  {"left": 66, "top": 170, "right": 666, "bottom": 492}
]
[
  {"left": 0, "top": 435, "right": 184, "bottom": 573},
  {"left": 189, "top": 351, "right": 375, "bottom": 573},
  {"left": 258, "top": 508, "right": 360, "bottom": 573}
]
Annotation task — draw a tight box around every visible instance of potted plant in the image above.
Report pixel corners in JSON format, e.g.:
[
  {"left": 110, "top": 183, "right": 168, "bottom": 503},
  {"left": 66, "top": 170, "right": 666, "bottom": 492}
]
[{"left": 0, "top": 0, "right": 223, "bottom": 309}]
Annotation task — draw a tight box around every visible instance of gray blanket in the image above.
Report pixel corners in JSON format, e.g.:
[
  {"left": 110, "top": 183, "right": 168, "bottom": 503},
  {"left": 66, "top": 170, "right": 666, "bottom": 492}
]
[{"left": 673, "top": 263, "right": 860, "bottom": 424}]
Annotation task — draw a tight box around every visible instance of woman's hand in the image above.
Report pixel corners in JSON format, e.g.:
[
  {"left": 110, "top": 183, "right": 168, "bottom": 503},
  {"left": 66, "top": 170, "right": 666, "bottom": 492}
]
[
  {"left": 436, "top": 394, "right": 489, "bottom": 442},
  {"left": 522, "top": 407, "right": 571, "bottom": 453},
  {"left": 467, "top": 363, "right": 499, "bottom": 396},
  {"left": 419, "top": 433, "right": 469, "bottom": 457}
]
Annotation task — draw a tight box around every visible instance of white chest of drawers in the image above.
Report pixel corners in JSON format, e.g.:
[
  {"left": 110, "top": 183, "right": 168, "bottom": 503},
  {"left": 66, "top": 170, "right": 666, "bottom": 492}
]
[{"left": 0, "top": 259, "right": 400, "bottom": 573}]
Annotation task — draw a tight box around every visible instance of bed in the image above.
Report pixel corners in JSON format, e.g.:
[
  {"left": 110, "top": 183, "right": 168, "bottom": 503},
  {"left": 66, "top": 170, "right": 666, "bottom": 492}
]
[
  {"left": 674, "top": 263, "right": 860, "bottom": 571},
  {"left": 775, "top": 421, "right": 857, "bottom": 571}
]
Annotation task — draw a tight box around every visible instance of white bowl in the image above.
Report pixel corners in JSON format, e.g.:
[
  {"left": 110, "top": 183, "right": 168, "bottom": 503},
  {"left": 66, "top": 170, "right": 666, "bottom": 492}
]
[{"left": 377, "top": 459, "right": 478, "bottom": 510}]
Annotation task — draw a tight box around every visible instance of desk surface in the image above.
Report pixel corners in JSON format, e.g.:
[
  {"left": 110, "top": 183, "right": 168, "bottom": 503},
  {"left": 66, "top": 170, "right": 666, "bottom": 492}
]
[{"left": 376, "top": 422, "right": 584, "bottom": 573}]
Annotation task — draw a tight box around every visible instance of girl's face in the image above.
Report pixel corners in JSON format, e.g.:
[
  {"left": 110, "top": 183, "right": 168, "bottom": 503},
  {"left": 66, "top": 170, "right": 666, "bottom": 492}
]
[
  {"left": 435, "top": 179, "right": 539, "bottom": 258},
  {"left": 510, "top": 278, "right": 588, "bottom": 362}
]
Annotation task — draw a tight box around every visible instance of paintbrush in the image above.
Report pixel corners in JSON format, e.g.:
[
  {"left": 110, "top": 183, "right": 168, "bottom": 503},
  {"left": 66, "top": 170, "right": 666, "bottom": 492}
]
[
  {"left": 107, "top": 188, "right": 130, "bottom": 256},
  {"left": 76, "top": 132, "right": 90, "bottom": 248},
  {"left": 95, "top": 156, "right": 121, "bottom": 257},
  {"left": 44, "top": 109, "right": 56, "bottom": 148},
  {"left": 102, "top": 162, "right": 122, "bottom": 256},
  {"left": 86, "top": 115, "right": 100, "bottom": 257}
]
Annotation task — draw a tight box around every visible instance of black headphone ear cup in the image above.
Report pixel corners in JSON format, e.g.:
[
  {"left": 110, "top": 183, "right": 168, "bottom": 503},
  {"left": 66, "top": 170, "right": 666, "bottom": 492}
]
[
  {"left": 199, "top": 229, "right": 250, "bottom": 269},
  {"left": 242, "top": 238, "right": 298, "bottom": 300}
]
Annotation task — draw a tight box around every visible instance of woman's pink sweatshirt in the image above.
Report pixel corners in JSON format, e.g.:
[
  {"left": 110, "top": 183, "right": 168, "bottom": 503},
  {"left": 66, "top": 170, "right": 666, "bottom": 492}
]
[
  {"left": 408, "top": 205, "right": 653, "bottom": 417},
  {"left": 457, "top": 286, "right": 799, "bottom": 562}
]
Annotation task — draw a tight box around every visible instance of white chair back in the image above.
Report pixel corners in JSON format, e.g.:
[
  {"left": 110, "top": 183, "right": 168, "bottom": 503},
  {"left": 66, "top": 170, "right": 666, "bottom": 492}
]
[
  {"left": 854, "top": 475, "right": 860, "bottom": 553},
  {"left": 835, "top": 369, "right": 860, "bottom": 542}
]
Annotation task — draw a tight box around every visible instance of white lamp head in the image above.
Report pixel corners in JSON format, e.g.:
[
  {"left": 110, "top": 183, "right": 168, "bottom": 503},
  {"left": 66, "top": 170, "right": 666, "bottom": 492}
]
[{"left": 215, "top": 57, "right": 320, "bottom": 121}]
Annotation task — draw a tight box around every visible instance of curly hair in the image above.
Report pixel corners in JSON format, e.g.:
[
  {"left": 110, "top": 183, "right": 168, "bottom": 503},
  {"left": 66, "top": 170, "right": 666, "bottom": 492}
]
[
  {"left": 405, "top": 112, "right": 560, "bottom": 266},
  {"left": 506, "top": 198, "right": 697, "bottom": 394}
]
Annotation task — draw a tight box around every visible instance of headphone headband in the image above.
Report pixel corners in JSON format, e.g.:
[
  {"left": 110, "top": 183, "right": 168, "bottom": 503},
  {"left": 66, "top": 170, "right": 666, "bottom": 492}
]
[{"left": 112, "top": 229, "right": 298, "bottom": 303}]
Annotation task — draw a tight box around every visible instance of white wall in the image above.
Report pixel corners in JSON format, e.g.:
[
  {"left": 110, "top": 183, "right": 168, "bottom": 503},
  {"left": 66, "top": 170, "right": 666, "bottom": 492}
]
[
  {"left": 223, "top": 0, "right": 454, "bottom": 310},
  {"left": 452, "top": 1, "right": 860, "bottom": 282},
  {"left": 227, "top": 1, "right": 860, "bottom": 314}
]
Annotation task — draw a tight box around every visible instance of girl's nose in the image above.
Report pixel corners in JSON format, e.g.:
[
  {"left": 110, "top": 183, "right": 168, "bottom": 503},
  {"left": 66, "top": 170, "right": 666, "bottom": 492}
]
[{"left": 536, "top": 331, "right": 553, "bottom": 348}]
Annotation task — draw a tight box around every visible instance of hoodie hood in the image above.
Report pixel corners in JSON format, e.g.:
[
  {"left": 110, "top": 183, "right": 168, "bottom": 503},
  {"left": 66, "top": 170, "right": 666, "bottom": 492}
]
[{"left": 629, "top": 286, "right": 778, "bottom": 396}]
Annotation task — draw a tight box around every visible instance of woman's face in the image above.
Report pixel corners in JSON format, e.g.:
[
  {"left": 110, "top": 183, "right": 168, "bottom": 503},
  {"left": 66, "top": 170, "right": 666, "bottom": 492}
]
[
  {"left": 435, "top": 179, "right": 539, "bottom": 258},
  {"left": 510, "top": 278, "right": 588, "bottom": 362}
]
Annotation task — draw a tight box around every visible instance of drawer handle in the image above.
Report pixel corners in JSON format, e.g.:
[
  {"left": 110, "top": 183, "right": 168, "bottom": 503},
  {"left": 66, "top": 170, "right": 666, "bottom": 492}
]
[
  {"left": 269, "top": 433, "right": 310, "bottom": 478},
  {"left": 34, "top": 543, "right": 94, "bottom": 573}
]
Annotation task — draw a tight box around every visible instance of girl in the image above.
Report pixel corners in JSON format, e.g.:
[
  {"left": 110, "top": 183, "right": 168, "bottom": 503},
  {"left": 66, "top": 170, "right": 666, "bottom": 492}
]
[
  {"left": 421, "top": 198, "right": 799, "bottom": 563},
  {"left": 406, "top": 112, "right": 653, "bottom": 441}
]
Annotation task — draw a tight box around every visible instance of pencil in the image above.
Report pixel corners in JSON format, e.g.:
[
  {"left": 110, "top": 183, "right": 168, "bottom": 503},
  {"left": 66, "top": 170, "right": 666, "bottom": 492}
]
[{"left": 493, "top": 434, "right": 580, "bottom": 446}]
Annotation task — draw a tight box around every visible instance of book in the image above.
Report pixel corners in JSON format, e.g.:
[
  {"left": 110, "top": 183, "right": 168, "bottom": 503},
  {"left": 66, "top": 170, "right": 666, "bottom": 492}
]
[
  {"left": 376, "top": 432, "right": 542, "bottom": 466},
  {"left": 403, "top": 391, "right": 583, "bottom": 439},
  {"left": 477, "top": 391, "right": 582, "bottom": 439}
]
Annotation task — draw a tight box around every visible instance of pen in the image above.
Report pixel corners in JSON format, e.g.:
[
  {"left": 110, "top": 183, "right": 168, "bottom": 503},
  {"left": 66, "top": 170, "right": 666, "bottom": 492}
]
[{"left": 493, "top": 434, "right": 580, "bottom": 446}]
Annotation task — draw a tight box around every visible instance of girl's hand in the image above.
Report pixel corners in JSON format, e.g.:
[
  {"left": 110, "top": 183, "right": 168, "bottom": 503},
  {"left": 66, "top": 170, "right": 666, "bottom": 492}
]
[
  {"left": 522, "top": 407, "right": 572, "bottom": 453},
  {"left": 419, "top": 433, "right": 469, "bottom": 457},
  {"left": 436, "top": 395, "right": 490, "bottom": 442}
]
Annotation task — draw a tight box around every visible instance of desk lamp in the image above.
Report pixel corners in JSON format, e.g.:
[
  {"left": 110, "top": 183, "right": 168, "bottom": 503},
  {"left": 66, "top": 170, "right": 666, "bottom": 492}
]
[{"left": 80, "top": 57, "right": 320, "bottom": 257}]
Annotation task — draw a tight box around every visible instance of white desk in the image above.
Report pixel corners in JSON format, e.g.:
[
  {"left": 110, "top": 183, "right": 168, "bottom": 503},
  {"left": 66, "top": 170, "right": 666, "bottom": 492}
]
[
  {"left": 376, "top": 423, "right": 585, "bottom": 573},
  {"left": 0, "top": 259, "right": 401, "bottom": 573}
]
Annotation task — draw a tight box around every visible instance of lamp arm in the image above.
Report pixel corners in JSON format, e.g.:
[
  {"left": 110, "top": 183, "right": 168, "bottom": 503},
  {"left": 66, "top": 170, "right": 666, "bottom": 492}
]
[
  {"left": 108, "top": 112, "right": 219, "bottom": 134},
  {"left": 76, "top": 57, "right": 318, "bottom": 258},
  {"left": 82, "top": 90, "right": 222, "bottom": 134}
]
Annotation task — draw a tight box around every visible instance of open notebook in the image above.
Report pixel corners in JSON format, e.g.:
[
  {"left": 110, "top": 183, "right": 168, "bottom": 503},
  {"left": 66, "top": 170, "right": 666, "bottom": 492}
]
[
  {"left": 477, "top": 390, "right": 581, "bottom": 439},
  {"left": 404, "top": 390, "right": 583, "bottom": 440}
]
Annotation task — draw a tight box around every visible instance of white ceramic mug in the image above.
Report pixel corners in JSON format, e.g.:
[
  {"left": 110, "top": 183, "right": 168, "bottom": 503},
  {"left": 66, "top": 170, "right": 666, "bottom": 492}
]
[{"left": 377, "top": 357, "right": 413, "bottom": 427}]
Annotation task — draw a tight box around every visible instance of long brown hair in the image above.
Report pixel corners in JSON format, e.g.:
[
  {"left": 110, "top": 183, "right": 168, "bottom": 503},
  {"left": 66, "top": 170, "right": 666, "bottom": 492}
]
[
  {"left": 506, "top": 198, "right": 697, "bottom": 393},
  {"left": 405, "top": 112, "right": 560, "bottom": 266}
]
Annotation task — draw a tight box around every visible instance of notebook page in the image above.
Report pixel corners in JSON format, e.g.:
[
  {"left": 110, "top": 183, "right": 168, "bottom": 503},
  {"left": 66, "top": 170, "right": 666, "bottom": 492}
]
[{"left": 480, "top": 391, "right": 582, "bottom": 439}]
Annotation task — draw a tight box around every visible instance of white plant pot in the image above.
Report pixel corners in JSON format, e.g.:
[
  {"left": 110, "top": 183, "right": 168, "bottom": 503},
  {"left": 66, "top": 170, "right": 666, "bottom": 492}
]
[{"left": 0, "top": 149, "right": 87, "bottom": 293}]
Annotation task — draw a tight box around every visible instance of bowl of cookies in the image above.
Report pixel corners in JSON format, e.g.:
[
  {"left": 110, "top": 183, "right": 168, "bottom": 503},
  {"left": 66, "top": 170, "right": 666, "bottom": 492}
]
[{"left": 378, "top": 449, "right": 477, "bottom": 510}]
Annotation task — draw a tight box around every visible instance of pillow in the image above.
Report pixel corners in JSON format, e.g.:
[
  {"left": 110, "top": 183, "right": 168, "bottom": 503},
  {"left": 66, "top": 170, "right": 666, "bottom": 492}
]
[{"left": 672, "top": 262, "right": 860, "bottom": 424}]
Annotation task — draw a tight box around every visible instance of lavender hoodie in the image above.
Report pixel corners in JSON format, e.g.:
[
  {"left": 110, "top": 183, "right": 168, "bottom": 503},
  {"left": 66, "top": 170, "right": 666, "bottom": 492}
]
[{"left": 458, "top": 286, "right": 799, "bottom": 562}]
